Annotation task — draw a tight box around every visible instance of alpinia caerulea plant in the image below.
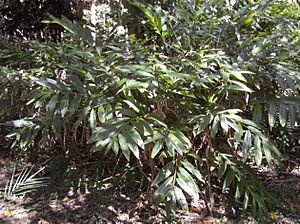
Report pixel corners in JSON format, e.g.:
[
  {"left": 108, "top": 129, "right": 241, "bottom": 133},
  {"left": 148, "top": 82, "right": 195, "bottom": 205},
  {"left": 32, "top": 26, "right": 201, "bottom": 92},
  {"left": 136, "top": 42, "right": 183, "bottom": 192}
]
[{"left": 1, "top": 0, "right": 299, "bottom": 218}]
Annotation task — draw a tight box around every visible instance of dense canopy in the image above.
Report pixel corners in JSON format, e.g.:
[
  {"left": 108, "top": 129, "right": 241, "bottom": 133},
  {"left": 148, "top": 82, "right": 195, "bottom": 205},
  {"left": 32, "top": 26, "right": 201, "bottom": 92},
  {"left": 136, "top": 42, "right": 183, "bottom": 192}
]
[{"left": 0, "top": 0, "right": 300, "bottom": 223}]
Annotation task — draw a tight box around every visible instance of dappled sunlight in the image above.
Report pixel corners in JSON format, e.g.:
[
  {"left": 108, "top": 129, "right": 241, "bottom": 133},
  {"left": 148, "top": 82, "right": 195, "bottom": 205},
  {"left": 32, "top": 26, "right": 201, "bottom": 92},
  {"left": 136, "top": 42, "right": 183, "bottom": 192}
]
[{"left": 1, "top": 0, "right": 300, "bottom": 223}]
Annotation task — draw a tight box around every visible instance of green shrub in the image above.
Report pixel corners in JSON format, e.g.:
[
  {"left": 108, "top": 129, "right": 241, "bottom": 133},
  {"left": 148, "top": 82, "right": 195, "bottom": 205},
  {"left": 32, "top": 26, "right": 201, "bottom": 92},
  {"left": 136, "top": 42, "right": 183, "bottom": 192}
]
[{"left": 1, "top": 0, "right": 300, "bottom": 218}]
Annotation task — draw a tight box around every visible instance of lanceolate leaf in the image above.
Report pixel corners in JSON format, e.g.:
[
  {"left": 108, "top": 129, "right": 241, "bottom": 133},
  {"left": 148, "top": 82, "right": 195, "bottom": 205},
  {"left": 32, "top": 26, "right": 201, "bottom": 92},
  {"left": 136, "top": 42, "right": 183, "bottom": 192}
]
[
  {"left": 176, "top": 170, "right": 199, "bottom": 200},
  {"left": 234, "top": 183, "right": 241, "bottom": 199},
  {"left": 60, "top": 94, "right": 69, "bottom": 117},
  {"left": 153, "top": 176, "right": 173, "bottom": 203},
  {"left": 97, "top": 105, "right": 106, "bottom": 123},
  {"left": 174, "top": 186, "right": 188, "bottom": 211},
  {"left": 89, "top": 108, "right": 97, "bottom": 130},
  {"left": 30, "top": 77, "right": 69, "bottom": 91},
  {"left": 152, "top": 161, "right": 174, "bottom": 186},
  {"left": 289, "top": 105, "right": 298, "bottom": 126},
  {"left": 222, "top": 169, "right": 234, "bottom": 191},
  {"left": 181, "top": 160, "right": 205, "bottom": 183},
  {"left": 169, "top": 129, "right": 191, "bottom": 149},
  {"left": 227, "top": 80, "right": 254, "bottom": 93},
  {"left": 129, "top": 126, "right": 144, "bottom": 149},
  {"left": 118, "top": 133, "right": 131, "bottom": 161},
  {"left": 7, "top": 119, "right": 34, "bottom": 128},
  {"left": 121, "top": 126, "right": 140, "bottom": 159},
  {"left": 254, "top": 135, "right": 262, "bottom": 166},
  {"left": 197, "top": 114, "right": 213, "bottom": 133},
  {"left": 219, "top": 115, "right": 229, "bottom": 134},
  {"left": 46, "top": 95, "right": 59, "bottom": 115},
  {"left": 151, "top": 139, "right": 164, "bottom": 158},
  {"left": 243, "top": 191, "right": 249, "bottom": 210},
  {"left": 268, "top": 103, "right": 276, "bottom": 129},
  {"left": 210, "top": 115, "right": 220, "bottom": 138},
  {"left": 252, "top": 103, "right": 262, "bottom": 124},
  {"left": 242, "top": 130, "right": 252, "bottom": 160},
  {"left": 279, "top": 103, "right": 287, "bottom": 127}
]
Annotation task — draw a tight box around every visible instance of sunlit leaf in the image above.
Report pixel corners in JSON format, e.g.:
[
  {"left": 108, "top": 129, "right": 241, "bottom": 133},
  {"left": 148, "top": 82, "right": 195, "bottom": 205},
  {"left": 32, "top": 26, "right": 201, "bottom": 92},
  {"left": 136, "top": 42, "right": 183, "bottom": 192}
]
[
  {"left": 46, "top": 95, "right": 59, "bottom": 115},
  {"left": 254, "top": 135, "right": 262, "bottom": 166},
  {"left": 60, "top": 94, "right": 69, "bottom": 117},
  {"left": 118, "top": 133, "right": 131, "bottom": 161},
  {"left": 153, "top": 176, "right": 173, "bottom": 203},
  {"left": 152, "top": 161, "right": 174, "bottom": 186},
  {"left": 242, "top": 130, "right": 252, "bottom": 160},
  {"left": 89, "top": 109, "right": 96, "bottom": 130},
  {"left": 174, "top": 186, "right": 188, "bottom": 211},
  {"left": 279, "top": 104, "right": 287, "bottom": 127},
  {"left": 268, "top": 103, "right": 276, "bottom": 129},
  {"left": 151, "top": 139, "right": 164, "bottom": 158}
]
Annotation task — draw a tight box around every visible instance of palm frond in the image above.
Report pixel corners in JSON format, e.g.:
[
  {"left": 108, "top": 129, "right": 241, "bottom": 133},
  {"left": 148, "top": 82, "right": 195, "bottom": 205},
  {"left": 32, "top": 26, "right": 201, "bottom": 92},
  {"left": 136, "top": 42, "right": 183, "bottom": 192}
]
[{"left": 0, "top": 166, "right": 48, "bottom": 201}]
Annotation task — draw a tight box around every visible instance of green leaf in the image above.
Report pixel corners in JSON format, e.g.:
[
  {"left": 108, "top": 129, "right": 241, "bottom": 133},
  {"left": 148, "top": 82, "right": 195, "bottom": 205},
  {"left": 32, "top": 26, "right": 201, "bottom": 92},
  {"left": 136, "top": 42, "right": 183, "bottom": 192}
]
[
  {"left": 115, "top": 64, "right": 153, "bottom": 77},
  {"left": 167, "top": 71, "right": 198, "bottom": 81},
  {"left": 181, "top": 160, "right": 205, "bottom": 183},
  {"left": 235, "top": 184, "right": 242, "bottom": 199},
  {"left": 219, "top": 115, "right": 229, "bottom": 134},
  {"left": 262, "top": 138, "right": 272, "bottom": 165},
  {"left": 121, "top": 126, "right": 141, "bottom": 159},
  {"left": 69, "top": 74, "right": 86, "bottom": 94},
  {"left": 152, "top": 161, "right": 174, "bottom": 186},
  {"left": 228, "top": 80, "right": 253, "bottom": 93},
  {"left": 7, "top": 119, "right": 34, "bottom": 128},
  {"left": 97, "top": 105, "right": 106, "bottom": 123},
  {"left": 197, "top": 114, "right": 213, "bottom": 133},
  {"left": 243, "top": 191, "right": 249, "bottom": 210},
  {"left": 217, "top": 160, "right": 228, "bottom": 179},
  {"left": 222, "top": 169, "right": 234, "bottom": 191},
  {"left": 60, "top": 94, "right": 69, "bottom": 117},
  {"left": 228, "top": 70, "right": 248, "bottom": 82},
  {"left": 151, "top": 139, "right": 164, "bottom": 158},
  {"left": 30, "top": 77, "right": 69, "bottom": 91},
  {"left": 145, "top": 114, "right": 167, "bottom": 128},
  {"left": 166, "top": 132, "right": 186, "bottom": 155},
  {"left": 132, "top": 118, "right": 153, "bottom": 136},
  {"left": 268, "top": 103, "right": 276, "bottom": 129},
  {"left": 276, "top": 75, "right": 286, "bottom": 89},
  {"left": 69, "top": 95, "right": 81, "bottom": 115},
  {"left": 105, "top": 104, "right": 113, "bottom": 120},
  {"left": 88, "top": 117, "right": 128, "bottom": 145},
  {"left": 169, "top": 129, "right": 191, "bottom": 149},
  {"left": 210, "top": 115, "right": 220, "bottom": 138},
  {"left": 176, "top": 168, "right": 199, "bottom": 199},
  {"left": 118, "top": 133, "right": 131, "bottom": 161},
  {"left": 117, "top": 79, "right": 149, "bottom": 94},
  {"left": 112, "top": 137, "right": 120, "bottom": 156},
  {"left": 153, "top": 176, "right": 173, "bottom": 203},
  {"left": 123, "top": 99, "right": 140, "bottom": 113},
  {"left": 289, "top": 105, "right": 298, "bottom": 126},
  {"left": 89, "top": 109, "right": 97, "bottom": 130},
  {"left": 174, "top": 186, "right": 188, "bottom": 212},
  {"left": 46, "top": 95, "right": 59, "bottom": 115},
  {"left": 252, "top": 103, "right": 262, "bottom": 124},
  {"left": 254, "top": 135, "right": 262, "bottom": 166},
  {"left": 43, "top": 14, "right": 75, "bottom": 34},
  {"left": 279, "top": 104, "right": 287, "bottom": 127},
  {"left": 129, "top": 127, "right": 144, "bottom": 149},
  {"left": 242, "top": 131, "right": 252, "bottom": 160}
]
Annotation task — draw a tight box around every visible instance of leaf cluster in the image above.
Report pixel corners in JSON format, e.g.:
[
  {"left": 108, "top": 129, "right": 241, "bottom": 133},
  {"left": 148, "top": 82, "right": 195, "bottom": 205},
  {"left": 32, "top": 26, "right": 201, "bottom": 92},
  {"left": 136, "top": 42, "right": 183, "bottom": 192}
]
[{"left": 1, "top": 0, "right": 300, "bottom": 218}]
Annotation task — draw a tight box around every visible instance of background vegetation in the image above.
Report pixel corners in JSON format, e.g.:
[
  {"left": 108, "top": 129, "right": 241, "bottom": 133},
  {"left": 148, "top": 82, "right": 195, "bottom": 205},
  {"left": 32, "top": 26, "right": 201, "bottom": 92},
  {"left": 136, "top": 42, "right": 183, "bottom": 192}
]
[{"left": 0, "top": 0, "right": 300, "bottom": 223}]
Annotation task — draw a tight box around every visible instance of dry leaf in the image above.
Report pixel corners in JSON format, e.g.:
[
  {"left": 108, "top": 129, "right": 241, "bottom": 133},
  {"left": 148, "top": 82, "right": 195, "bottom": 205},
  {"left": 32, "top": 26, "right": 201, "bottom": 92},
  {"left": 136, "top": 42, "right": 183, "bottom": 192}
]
[{"left": 3, "top": 210, "right": 13, "bottom": 217}]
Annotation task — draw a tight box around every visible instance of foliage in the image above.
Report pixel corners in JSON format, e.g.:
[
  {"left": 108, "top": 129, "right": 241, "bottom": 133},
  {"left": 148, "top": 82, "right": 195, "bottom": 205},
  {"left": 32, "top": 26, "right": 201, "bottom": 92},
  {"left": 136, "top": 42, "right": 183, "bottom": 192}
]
[
  {"left": 1, "top": 0, "right": 300, "bottom": 219},
  {"left": 0, "top": 166, "right": 48, "bottom": 201},
  {"left": 0, "top": 0, "right": 87, "bottom": 40}
]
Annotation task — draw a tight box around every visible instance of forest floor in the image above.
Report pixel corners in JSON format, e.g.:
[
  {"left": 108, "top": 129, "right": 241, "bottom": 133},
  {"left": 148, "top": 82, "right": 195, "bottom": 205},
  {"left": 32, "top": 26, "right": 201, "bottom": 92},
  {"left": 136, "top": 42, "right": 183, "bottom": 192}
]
[{"left": 0, "top": 129, "right": 300, "bottom": 224}]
